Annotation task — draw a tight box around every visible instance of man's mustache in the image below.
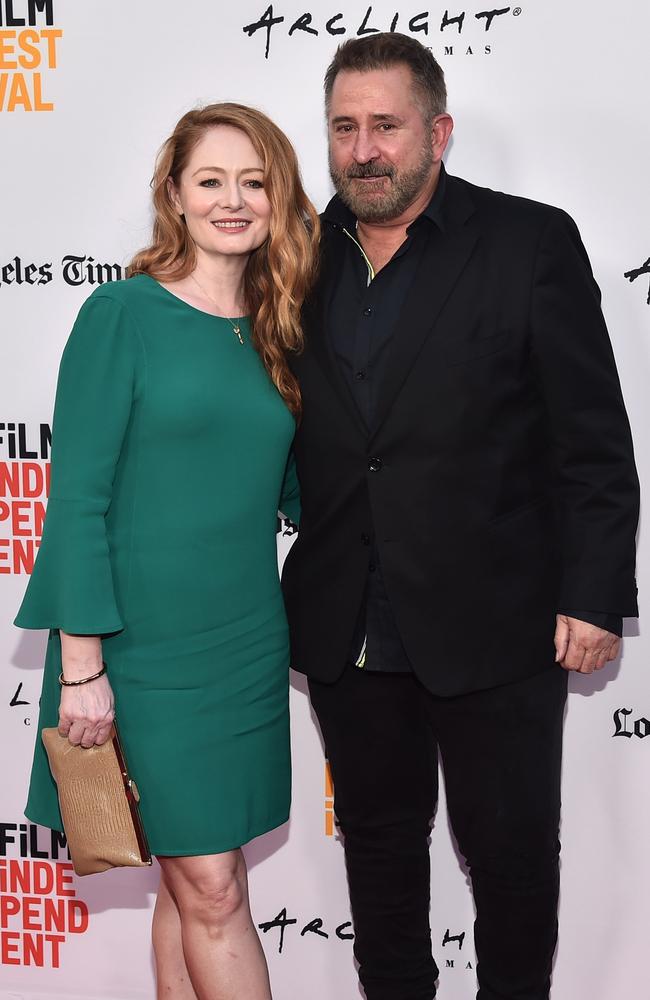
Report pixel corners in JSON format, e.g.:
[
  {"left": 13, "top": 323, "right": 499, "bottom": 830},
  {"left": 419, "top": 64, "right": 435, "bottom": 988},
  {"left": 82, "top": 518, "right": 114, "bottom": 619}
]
[{"left": 345, "top": 162, "right": 395, "bottom": 180}]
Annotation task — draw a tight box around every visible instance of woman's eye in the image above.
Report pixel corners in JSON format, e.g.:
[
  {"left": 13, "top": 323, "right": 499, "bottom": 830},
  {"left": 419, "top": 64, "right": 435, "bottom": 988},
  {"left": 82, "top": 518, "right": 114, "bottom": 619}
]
[
  {"left": 245, "top": 180, "right": 264, "bottom": 189},
  {"left": 200, "top": 178, "right": 219, "bottom": 187}
]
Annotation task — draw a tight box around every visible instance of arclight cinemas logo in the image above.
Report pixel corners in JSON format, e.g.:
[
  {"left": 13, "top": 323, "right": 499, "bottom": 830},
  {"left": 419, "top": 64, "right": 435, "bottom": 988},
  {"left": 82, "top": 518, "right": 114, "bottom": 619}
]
[{"left": 243, "top": 3, "right": 523, "bottom": 59}]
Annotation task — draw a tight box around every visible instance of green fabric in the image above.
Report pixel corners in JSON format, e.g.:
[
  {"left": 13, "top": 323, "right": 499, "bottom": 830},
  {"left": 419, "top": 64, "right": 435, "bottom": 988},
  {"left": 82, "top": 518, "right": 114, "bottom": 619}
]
[{"left": 15, "top": 274, "right": 298, "bottom": 855}]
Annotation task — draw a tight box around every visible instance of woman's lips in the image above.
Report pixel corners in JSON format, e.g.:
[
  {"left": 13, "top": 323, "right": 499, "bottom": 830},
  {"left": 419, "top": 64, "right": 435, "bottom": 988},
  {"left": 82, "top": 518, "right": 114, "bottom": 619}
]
[{"left": 211, "top": 220, "right": 252, "bottom": 230}]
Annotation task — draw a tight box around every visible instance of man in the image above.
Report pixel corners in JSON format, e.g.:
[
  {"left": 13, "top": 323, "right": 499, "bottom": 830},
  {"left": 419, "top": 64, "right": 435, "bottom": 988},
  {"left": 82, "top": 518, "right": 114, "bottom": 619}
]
[{"left": 282, "top": 33, "right": 639, "bottom": 1000}]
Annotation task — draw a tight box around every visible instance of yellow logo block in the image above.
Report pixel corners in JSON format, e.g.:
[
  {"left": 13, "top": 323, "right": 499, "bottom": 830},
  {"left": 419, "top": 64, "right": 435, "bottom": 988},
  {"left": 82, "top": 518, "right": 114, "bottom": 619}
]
[
  {"left": 0, "top": 28, "right": 63, "bottom": 112},
  {"left": 325, "top": 760, "right": 335, "bottom": 837}
]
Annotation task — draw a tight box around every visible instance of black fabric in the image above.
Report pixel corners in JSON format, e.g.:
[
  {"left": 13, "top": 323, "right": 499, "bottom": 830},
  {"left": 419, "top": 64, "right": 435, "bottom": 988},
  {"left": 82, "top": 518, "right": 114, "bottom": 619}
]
[
  {"left": 283, "top": 170, "right": 639, "bottom": 696},
  {"left": 326, "top": 164, "right": 446, "bottom": 431},
  {"left": 309, "top": 664, "right": 568, "bottom": 1000},
  {"left": 559, "top": 609, "right": 622, "bottom": 636},
  {"left": 326, "top": 174, "right": 445, "bottom": 672},
  {"left": 325, "top": 169, "right": 623, "bottom": 671}
]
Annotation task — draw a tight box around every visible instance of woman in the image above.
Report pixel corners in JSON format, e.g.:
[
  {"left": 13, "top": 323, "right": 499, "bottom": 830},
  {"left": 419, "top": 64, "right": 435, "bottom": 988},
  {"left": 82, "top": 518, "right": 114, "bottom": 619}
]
[{"left": 15, "top": 103, "right": 318, "bottom": 999}]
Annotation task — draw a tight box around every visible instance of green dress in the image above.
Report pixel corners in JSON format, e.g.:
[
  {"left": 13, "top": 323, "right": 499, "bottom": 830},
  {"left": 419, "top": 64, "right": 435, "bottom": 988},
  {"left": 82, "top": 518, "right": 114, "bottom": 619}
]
[{"left": 14, "top": 273, "right": 300, "bottom": 856}]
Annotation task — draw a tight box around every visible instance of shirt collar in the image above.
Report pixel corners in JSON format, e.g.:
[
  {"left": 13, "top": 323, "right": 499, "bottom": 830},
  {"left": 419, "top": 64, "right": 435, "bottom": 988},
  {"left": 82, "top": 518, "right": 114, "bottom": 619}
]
[
  {"left": 323, "top": 161, "right": 448, "bottom": 234},
  {"left": 419, "top": 161, "right": 447, "bottom": 231}
]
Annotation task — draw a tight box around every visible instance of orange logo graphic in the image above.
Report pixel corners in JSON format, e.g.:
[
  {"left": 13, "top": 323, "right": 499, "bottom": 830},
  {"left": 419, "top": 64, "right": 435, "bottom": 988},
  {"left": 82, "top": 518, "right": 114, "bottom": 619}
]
[
  {"left": 1, "top": 2, "right": 63, "bottom": 112},
  {"left": 325, "top": 760, "right": 335, "bottom": 837}
]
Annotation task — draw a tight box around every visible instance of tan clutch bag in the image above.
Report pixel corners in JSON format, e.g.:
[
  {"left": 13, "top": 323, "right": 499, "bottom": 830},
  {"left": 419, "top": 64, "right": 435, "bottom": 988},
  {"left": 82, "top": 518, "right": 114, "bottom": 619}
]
[{"left": 41, "top": 724, "right": 152, "bottom": 876}]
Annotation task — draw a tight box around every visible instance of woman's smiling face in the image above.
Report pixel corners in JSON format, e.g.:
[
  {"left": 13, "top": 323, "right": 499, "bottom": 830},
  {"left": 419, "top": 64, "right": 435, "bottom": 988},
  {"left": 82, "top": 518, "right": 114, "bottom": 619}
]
[{"left": 168, "top": 125, "right": 272, "bottom": 261}]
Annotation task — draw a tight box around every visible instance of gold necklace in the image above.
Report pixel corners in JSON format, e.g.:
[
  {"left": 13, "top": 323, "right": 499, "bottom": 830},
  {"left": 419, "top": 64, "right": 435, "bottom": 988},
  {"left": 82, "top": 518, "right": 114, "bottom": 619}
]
[{"left": 189, "top": 272, "right": 245, "bottom": 345}]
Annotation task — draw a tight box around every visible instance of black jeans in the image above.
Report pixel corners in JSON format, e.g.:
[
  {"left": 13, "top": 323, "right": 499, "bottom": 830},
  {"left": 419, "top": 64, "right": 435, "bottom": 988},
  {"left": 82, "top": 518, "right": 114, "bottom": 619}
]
[{"left": 308, "top": 665, "right": 568, "bottom": 1000}]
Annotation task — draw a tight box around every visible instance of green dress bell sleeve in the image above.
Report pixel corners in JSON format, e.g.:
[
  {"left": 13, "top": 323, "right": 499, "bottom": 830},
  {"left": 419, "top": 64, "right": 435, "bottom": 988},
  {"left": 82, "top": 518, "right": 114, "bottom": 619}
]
[{"left": 14, "top": 292, "right": 142, "bottom": 635}]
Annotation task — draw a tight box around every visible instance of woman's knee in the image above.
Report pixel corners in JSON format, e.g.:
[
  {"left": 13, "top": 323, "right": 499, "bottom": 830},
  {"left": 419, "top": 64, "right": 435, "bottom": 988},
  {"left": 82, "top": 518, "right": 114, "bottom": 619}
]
[{"left": 161, "top": 853, "right": 247, "bottom": 931}]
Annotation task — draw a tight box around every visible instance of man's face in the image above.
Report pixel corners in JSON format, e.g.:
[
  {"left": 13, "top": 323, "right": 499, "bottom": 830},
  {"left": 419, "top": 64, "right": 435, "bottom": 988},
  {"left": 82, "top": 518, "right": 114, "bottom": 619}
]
[{"left": 328, "top": 65, "right": 436, "bottom": 223}]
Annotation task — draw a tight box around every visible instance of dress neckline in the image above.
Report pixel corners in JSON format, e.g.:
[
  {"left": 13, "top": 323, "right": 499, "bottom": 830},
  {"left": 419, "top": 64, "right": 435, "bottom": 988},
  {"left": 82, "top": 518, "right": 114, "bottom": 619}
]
[{"left": 142, "top": 273, "right": 250, "bottom": 324}]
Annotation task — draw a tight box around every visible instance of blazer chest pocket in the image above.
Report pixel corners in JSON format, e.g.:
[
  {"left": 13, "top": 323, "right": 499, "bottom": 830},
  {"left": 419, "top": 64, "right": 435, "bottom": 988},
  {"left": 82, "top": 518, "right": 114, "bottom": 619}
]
[{"left": 446, "top": 332, "right": 509, "bottom": 366}]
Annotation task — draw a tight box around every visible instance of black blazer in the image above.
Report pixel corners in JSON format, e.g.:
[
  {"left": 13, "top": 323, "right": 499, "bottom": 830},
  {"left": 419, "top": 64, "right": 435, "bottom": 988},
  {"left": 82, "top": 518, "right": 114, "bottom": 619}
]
[{"left": 282, "top": 172, "right": 639, "bottom": 696}]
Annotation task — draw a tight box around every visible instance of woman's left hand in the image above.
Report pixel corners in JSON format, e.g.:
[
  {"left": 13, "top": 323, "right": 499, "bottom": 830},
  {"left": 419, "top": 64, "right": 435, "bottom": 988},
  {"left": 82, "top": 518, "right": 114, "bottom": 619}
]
[
  {"left": 58, "top": 631, "right": 115, "bottom": 747},
  {"left": 59, "top": 673, "right": 115, "bottom": 748}
]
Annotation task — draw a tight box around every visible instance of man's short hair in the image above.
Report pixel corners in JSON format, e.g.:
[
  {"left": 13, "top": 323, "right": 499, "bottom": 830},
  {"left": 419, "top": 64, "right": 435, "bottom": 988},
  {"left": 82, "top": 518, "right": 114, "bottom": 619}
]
[{"left": 324, "top": 33, "right": 447, "bottom": 124}]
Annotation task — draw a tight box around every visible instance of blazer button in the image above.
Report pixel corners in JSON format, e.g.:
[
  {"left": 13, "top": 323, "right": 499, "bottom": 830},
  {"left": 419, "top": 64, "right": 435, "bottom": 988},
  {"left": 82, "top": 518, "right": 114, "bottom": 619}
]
[
  {"left": 368, "top": 457, "right": 383, "bottom": 472},
  {"left": 361, "top": 533, "right": 371, "bottom": 545}
]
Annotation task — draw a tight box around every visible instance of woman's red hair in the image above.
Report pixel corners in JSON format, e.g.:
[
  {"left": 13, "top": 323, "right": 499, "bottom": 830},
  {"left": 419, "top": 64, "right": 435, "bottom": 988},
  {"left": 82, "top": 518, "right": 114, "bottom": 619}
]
[{"left": 129, "top": 103, "right": 320, "bottom": 416}]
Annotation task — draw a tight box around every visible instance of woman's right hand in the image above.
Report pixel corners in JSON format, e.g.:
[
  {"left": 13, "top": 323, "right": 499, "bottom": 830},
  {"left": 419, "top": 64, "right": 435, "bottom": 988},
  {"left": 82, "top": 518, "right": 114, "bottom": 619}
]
[{"left": 58, "top": 632, "right": 115, "bottom": 748}]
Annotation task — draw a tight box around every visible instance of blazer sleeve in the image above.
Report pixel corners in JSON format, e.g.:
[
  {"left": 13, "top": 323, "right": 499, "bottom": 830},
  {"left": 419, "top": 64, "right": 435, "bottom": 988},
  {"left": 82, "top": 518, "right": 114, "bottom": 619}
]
[
  {"left": 558, "top": 610, "right": 622, "bottom": 637},
  {"left": 14, "top": 293, "right": 142, "bottom": 634},
  {"left": 529, "top": 210, "right": 639, "bottom": 616},
  {"left": 278, "top": 449, "right": 301, "bottom": 526}
]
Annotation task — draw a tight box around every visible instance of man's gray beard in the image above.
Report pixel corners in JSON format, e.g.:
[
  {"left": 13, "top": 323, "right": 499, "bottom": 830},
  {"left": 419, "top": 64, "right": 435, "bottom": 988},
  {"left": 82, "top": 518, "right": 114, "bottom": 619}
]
[{"left": 329, "top": 144, "right": 434, "bottom": 223}]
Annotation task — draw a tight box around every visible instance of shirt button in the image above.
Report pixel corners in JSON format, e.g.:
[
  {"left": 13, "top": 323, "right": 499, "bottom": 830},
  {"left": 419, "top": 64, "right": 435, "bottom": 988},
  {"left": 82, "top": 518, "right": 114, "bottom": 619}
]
[
  {"left": 363, "top": 307, "right": 372, "bottom": 317},
  {"left": 354, "top": 370, "right": 366, "bottom": 381},
  {"left": 368, "top": 457, "right": 383, "bottom": 472},
  {"left": 361, "top": 533, "right": 371, "bottom": 545}
]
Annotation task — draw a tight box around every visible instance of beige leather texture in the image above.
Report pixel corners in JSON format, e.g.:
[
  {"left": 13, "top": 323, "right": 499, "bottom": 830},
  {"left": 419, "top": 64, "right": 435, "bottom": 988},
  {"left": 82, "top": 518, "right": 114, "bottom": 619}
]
[{"left": 41, "top": 725, "right": 152, "bottom": 876}]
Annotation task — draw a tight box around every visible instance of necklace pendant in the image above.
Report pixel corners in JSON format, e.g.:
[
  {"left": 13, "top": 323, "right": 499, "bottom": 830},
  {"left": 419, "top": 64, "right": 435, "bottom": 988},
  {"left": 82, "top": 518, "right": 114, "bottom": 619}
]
[{"left": 233, "top": 326, "right": 244, "bottom": 345}]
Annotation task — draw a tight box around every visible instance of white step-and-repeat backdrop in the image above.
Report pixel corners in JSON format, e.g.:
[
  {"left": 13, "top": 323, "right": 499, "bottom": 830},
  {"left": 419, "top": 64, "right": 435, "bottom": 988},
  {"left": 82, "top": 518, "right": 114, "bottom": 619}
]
[{"left": 1, "top": 2, "right": 649, "bottom": 997}]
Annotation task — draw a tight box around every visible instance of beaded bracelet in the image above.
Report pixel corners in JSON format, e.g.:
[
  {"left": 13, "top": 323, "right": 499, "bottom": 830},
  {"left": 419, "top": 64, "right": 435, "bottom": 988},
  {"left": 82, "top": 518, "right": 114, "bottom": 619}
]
[{"left": 59, "top": 663, "right": 107, "bottom": 686}]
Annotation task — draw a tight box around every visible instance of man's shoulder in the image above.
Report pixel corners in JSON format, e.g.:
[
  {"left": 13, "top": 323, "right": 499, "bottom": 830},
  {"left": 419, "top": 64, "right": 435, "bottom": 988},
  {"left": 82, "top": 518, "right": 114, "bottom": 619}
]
[
  {"left": 447, "top": 171, "right": 575, "bottom": 233},
  {"left": 317, "top": 175, "right": 577, "bottom": 241}
]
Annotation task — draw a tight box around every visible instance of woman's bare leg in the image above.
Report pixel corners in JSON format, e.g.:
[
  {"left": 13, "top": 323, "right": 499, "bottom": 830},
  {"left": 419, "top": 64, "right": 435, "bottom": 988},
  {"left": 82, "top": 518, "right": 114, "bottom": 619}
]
[
  {"left": 157, "top": 849, "right": 271, "bottom": 1000},
  {"left": 152, "top": 872, "right": 198, "bottom": 999}
]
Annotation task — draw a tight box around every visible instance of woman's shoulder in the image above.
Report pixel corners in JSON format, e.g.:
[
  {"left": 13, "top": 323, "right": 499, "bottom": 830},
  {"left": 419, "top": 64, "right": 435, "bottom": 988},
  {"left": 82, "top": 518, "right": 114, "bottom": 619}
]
[
  {"left": 82, "top": 272, "right": 155, "bottom": 311},
  {"left": 75, "top": 275, "right": 166, "bottom": 338},
  {"left": 67, "top": 276, "right": 159, "bottom": 357}
]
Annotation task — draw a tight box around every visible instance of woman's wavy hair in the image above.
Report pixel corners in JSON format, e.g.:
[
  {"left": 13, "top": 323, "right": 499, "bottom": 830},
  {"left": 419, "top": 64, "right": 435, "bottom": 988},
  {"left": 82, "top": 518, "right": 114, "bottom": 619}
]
[{"left": 128, "top": 103, "right": 320, "bottom": 416}]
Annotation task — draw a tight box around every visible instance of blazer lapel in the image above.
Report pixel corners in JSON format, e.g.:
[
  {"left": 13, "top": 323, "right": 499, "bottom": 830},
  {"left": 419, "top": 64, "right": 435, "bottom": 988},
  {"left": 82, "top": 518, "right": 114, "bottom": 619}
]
[{"left": 369, "top": 181, "right": 479, "bottom": 442}]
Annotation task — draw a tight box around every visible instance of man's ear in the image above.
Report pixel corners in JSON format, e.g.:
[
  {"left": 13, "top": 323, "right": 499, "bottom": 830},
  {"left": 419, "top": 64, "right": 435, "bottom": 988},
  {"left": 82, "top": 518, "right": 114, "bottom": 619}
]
[
  {"left": 431, "top": 113, "right": 454, "bottom": 163},
  {"left": 167, "top": 176, "right": 183, "bottom": 216}
]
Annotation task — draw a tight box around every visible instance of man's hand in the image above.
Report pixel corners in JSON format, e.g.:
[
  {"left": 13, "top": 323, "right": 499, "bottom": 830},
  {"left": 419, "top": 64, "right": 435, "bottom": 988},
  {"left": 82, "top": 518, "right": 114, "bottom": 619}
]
[{"left": 554, "top": 614, "right": 620, "bottom": 673}]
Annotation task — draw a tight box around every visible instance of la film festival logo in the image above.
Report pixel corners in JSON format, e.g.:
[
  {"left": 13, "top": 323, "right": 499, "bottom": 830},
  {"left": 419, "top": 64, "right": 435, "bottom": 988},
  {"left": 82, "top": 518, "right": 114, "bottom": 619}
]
[
  {"left": 0, "top": 422, "right": 50, "bottom": 576},
  {"left": 0, "top": 822, "right": 90, "bottom": 969},
  {"left": 324, "top": 760, "right": 335, "bottom": 836},
  {"left": 0, "top": 1, "right": 62, "bottom": 112},
  {"left": 243, "top": 3, "right": 524, "bottom": 59}
]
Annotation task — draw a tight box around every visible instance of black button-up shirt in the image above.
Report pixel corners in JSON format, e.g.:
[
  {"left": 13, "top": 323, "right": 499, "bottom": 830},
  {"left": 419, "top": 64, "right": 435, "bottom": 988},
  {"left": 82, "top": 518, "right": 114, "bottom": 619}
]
[
  {"left": 328, "top": 170, "right": 447, "bottom": 433},
  {"left": 323, "top": 167, "right": 621, "bottom": 673}
]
